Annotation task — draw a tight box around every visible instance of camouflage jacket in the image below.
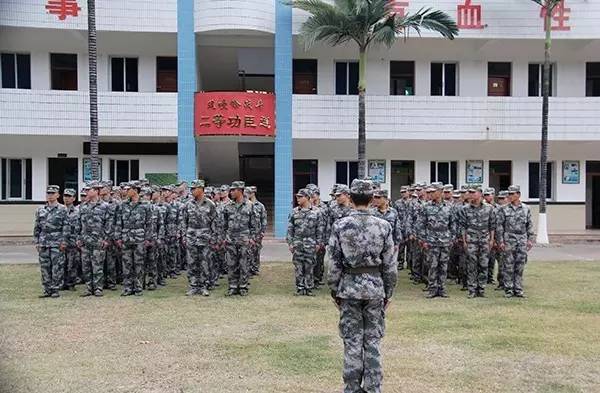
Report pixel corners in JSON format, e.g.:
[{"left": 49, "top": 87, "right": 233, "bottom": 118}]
[
  {"left": 328, "top": 210, "right": 397, "bottom": 300},
  {"left": 328, "top": 203, "right": 353, "bottom": 230},
  {"left": 314, "top": 200, "right": 331, "bottom": 240},
  {"left": 105, "top": 200, "right": 120, "bottom": 242},
  {"left": 459, "top": 202, "right": 496, "bottom": 244},
  {"left": 495, "top": 202, "right": 534, "bottom": 244},
  {"left": 115, "top": 200, "right": 152, "bottom": 245},
  {"left": 393, "top": 198, "right": 410, "bottom": 239},
  {"left": 163, "top": 200, "right": 180, "bottom": 241},
  {"left": 286, "top": 205, "right": 325, "bottom": 248},
  {"left": 370, "top": 207, "right": 403, "bottom": 245},
  {"left": 420, "top": 200, "right": 454, "bottom": 246},
  {"left": 221, "top": 199, "right": 258, "bottom": 244},
  {"left": 147, "top": 202, "right": 165, "bottom": 244},
  {"left": 78, "top": 200, "right": 112, "bottom": 247},
  {"left": 181, "top": 197, "right": 217, "bottom": 246},
  {"left": 407, "top": 199, "right": 425, "bottom": 239},
  {"left": 252, "top": 200, "right": 268, "bottom": 237},
  {"left": 33, "top": 203, "right": 69, "bottom": 247},
  {"left": 64, "top": 204, "right": 79, "bottom": 247}
]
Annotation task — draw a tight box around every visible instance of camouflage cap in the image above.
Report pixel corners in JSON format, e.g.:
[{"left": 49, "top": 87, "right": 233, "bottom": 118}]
[
  {"left": 431, "top": 182, "right": 443, "bottom": 191},
  {"left": 307, "top": 184, "right": 320, "bottom": 195},
  {"left": 140, "top": 187, "right": 153, "bottom": 196},
  {"left": 249, "top": 186, "right": 257, "bottom": 193},
  {"left": 244, "top": 187, "right": 252, "bottom": 194},
  {"left": 119, "top": 182, "right": 128, "bottom": 187},
  {"left": 190, "top": 179, "right": 205, "bottom": 189},
  {"left": 374, "top": 189, "right": 389, "bottom": 198},
  {"left": 350, "top": 179, "right": 374, "bottom": 196},
  {"left": 151, "top": 185, "right": 161, "bottom": 193},
  {"left": 468, "top": 184, "right": 483, "bottom": 192},
  {"left": 305, "top": 183, "right": 317, "bottom": 190},
  {"left": 111, "top": 186, "right": 120, "bottom": 193},
  {"left": 443, "top": 184, "right": 454, "bottom": 192},
  {"left": 63, "top": 188, "right": 76, "bottom": 196},
  {"left": 400, "top": 185, "right": 409, "bottom": 192},
  {"left": 508, "top": 185, "right": 521, "bottom": 193},
  {"left": 498, "top": 190, "right": 509, "bottom": 198},
  {"left": 460, "top": 184, "right": 469, "bottom": 191},
  {"left": 452, "top": 191, "right": 461, "bottom": 198},
  {"left": 220, "top": 185, "right": 230, "bottom": 193},
  {"left": 80, "top": 189, "right": 87, "bottom": 196},
  {"left": 296, "top": 188, "right": 311, "bottom": 198},
  {"left": 230, "top": 180, "right": 245, "bottom": 190},
  {"left": 160, "top": 185, "right": 172, "bottom": 191},
  {"left": 46, "top": 185, "right": 60, "bottom": 193},
  {"left": 139, "top": 178, "right": 149, "bottom": 185},
  {"left": 128, "top": 181, "right": 141, "bottom": 190},
  {"left": 335, "top": 184, "right": 350, "bottom": 195},
  {"left": 483, "top": 187, "right": 496, "bottom": 196},
  {"left": 205, "top": 186, "right": 214, "bottom": 194}
]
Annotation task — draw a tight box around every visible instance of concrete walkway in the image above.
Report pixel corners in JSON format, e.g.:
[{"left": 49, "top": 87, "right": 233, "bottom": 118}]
[{"left": 1, "top": 242, "right": 599, "bottom": 265}]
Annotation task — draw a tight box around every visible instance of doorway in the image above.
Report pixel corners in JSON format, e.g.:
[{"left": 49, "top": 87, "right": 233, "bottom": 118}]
[
  {"left": 391, "top": 160, "right": 415, "bottom": 200},
  {"left": 586, "top": 161, "right": 600, "bottom": 229},
  {"left": 48, "top": 158, "right": 78, "bottom": 203},
  {"left": 293, "top": 160, "right": 318, "bottom": 195},
  {"left": 489, "top": 161, "right": 512, "bottom": 192}
]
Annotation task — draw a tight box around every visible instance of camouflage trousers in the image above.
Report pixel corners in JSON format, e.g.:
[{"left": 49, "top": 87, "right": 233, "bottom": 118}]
[
  {"left": 339, "top": 299, "right": 385, "bottom": 393},
  {"left": 314, "top": 247, "right": 326, "bottom": 285},
  {"left": 103, "top": 242, "right": 118, "bottom": 288},
  {"left": 448, "top": 242, "right": 460, "bottom": 280},
  {"left": 396, "top": 242, "right": 406, "bottom": 270},
  {"left": 487, "top": 248, "right": 497, "bottom": 283},
  {"left": 81, "top": 244, "right": 105, "bottom": 293},
  {"left": 156, "top": 243, "right": 167, "bottom": 283},
  {"left": 226, "top": 243, "right": 250, "bottom": 290},
  {"left": 466, "top": 242, "right": 490, "bottom": 293},
  {"left": 207, "top": 248, "right": 220, "bottom": 286},
  {"left": 503, "top": 241, "right": 528, "bottom": 295},
  {"left": 249, "top": 240, "right": 262, "bottom": 275},
  {"left": 187, "top": 244, "right": 210, "bottom": 290},
  {"left": 39, "top": 246, "right": 65, "bottom": 294},
  {"left": 165, "top": 238, "right": 178, "bottom": 276},
  {"left": 122, "top": 243, "right": 145, "bottom": 293},
  {"left": 144, "top": 244, "right": 159, "bottom": 287},
  {"left": 178, "top": 239, "right": 188, "bottom": 271},
  {"left": 496, "top": 251, "right": 506, "bottom": 287},
  {"left": 216, "top": 246, "right": 228, "bottom": 275},
  {"left": 409, "top": 239, "right": 422, "bottom": 279},
  {"left": 426, "top": 245, "right": 449, "bottom": 295},
  {"left": 63, "top": 246, "right": 79, "bottom": 288},
  {"left": 292, "top": 245, "right": 316, "bottom": 290}
]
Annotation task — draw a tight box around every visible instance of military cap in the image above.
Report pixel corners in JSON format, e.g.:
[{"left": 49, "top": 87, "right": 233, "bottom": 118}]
[
  {"left": 231, "top": 180, "right": 245, "bottom": 190},
  {"left": 220, "top": 185, "right": 230, "bottom": 193},
  {"left": 400, "top": 185, "right": 409, "bottom": 192},
  {"left": 151, "top": 185, "right": 161, "bottom": 193},
  {"left": 374, "top": 189, "right": 389, "bottom": 198},
  {"left": 128, "top": 181, "right": 142, "bottom": 190},
  {"left": 498, "top": 190, "right": 509, "bottom": 198},
  {"left": 111, "top": 186, "right": 120, "bottom": 193},
  {"left": 249, "top": 186, "right": 257, "bottom": 193},
  {"left": 414, "top": 184, "right": 423, "bottom": 191},
  {"left": 335, "top": 184, "right": 350, "bottom": 195},
  {"left": 452, "top": 191, "right": 461, "bottom": 198},
  {"left": 45, "top": 185, "right": 60, "bottom": 193},
  {"left": 80, "top": 189, "right": 87, "bottom": 196},
  {"left": 190, "top": 179, "right": 205, "bottom": 189},
  {"left": 408, "top": 186, "right": 415, "bottom": 192},
  {"left": 483, "top": 187, "right": 496, "bottom": 196},
  {"left": 296, "top": 188, "right": 311, "bottom": 198},
  {"left": 431, "top": 182, "right": 443, "bottom": 191},
  {"left": 372, "top": 180, "right": 382, "bottom": 190},
  {"left": 244, "top": 187, "right": 252, "bottom": 194},
  {"left": 121, "top": 182, "right": 131, "bottom": 190},
  {"left": 508, "top": 185, "right": 521, "bottom": 193},
  {"left": 411, "top": 192, "right": 418, "bottom": 198},
  {"left": 305, "top": 183, "right": 317, "bottom": 190},
  {"left": 105, "top": 180, "right": 114, "bottom": 187},
  {"left": 139, "top": 178, "right": 149, "bottom": 185},
  {"left": 160, "top": 185, "right": 172, "bottom": 191},
  {"left": 443, "top": 184, "right": 454, "bottom": 192},
  {"left": 140, "top": 187, "right": 152, "bottom": 196},
  {"left": 468, "top": 184, "right": 483, "bottom": 192},
  {"left": 350, "top": 179, "right": 374, "bottom": 196},
  {"left": 205, "top": 186, "right": 214, "bottom": 194},
  {"left": 63, "top": 188, "right": 76, "bottom": 196},
  {"left": 119, "top": 182, "right": 128, "bottom": 187},
  {"left": 460, "top": 184, "right": 469, "bottom": 191},
  {"left": 307, "top": 185, "right": 320, "bottom": 195}
]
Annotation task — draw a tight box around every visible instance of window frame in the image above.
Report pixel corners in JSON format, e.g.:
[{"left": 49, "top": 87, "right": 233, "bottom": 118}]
[
  {"left": 528, "top": 161, "right": 554, "bottom": 200},
  {"left": 430, "top": 62, "right": 458, "bottom": 96},
  {"left": 430, "top": 160, "right": 458, "bottom": 186},
  {"left": 110, "top": 56, "right": 139, "bottom": 92},
  {"left": 156, "top": 56, "right": 178, "bottom": 93},
  {"left": 50, "top": 53, "right": 78, "bottom": 91},
  {"left": 390, "top": 61, "right": 415, "bottom": 96},
  {"left": 586, "top": 62, "right": 600, "bottom": 97},
  {"left": 335, "top": 160, "right": 359, "bottom": 186},
  {"left": 4, "top": 158, "right": 27, "bottom": 200},
  {"left": 528, "top": 63, "right": 556, "bottom": 97},
  {"left": 487, "top": 62, "right": 512, "bottom": 97},
  {"left": 334, "top": 60, "right": 359, "bottom": 95},
  {"left": 1, "top": 52, "right": 31, "bottom": 89},
  {"left": 109, "top": 159, "right": 140, "bottom": 185},
  {"left": 292, "top": 59, "right": 318, "bottom": 95}
]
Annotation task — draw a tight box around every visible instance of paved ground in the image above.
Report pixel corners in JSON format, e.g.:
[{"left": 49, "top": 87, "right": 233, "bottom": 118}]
[{"left": 1, "top": 241, "right": 599, "bottom": 265}]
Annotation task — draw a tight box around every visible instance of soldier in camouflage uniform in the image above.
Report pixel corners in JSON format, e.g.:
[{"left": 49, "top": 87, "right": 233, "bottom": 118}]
[
  {"left": 141, "top": 187, "right": 164, "bottom": 290},
  {"left": 99, "top": 181, "right": 119, "bottom": 290},
  {"left": 215, "top": 185, "right": 232, "bottom": 276},
  {"left": 287, "top": 188, "right": 325, "bottom": 296},
  {"left": 181, "top": 180, "right": 217, "bottom": 296},
  {"left": 221, "top": 181, "right": 258, "bottom": 296},
  {"left": 393, "top": 186, "right": 410, "bottom": 271},
  {"left": 447, "top": 190, "right": 462, "bottom": 281},
  {"left": 152, "top": 187, "right": 168, "bottom": 287},
  {"left": 420, "top": 183, "right": 454, "bottom": 298},
  {"left": 115, "top": 182, "right": 152, "bottom": 296},
  {"left": 307, "top": 184, "right": 330, "bottom": 288},
  {"left": 371, "top": 189, "right": 403, "bottom": 254},
  {"left": 496, "top": 185, "right": 534, "bottom": 298},
  {"left": 77, "top": 181, "right": 112, "bottom": 297},
  {"left": 328, "top": 179, "right": 397, "bottom": 393},
  {"left": 34, "top": 185, "right": 69, "bottom": 298},
  {"left": 460, "top": 185, "right": 496, "bottom": 298},
  {"left": 162, "top": 185, "right": 181, "bottom": 279},
  {"left": 110, "top": 185, "right": 124, "bottom": 284},
  {"left": 494, "top": 190, "right": 509, "bottom": 290},
  {"left": 62, "top": 188, "right": 79, "bottom": 290},
  {"left": 329, "top": 184, "right": 353, "bottom": 229},
  {"left": 483, "top": 187, "right": 498, "bottom": 284},
  {"left": 247, "top": 186, "right": 267, "bottom": 276},
  {"left": 408, "top": 185, "right": 426, "bottom": 284}
]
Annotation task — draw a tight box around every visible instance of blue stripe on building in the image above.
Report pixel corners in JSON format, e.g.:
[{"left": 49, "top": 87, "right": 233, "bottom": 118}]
[
  {"left": 274, "top": 0, "right": 293, "bottom": 239},
  {"left": 177, "top": 0, "right": 196, "bottom": 182}
]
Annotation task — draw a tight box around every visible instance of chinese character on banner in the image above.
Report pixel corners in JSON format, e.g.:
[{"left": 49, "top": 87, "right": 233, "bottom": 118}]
[
  {"left": 457, "top": 0, "right": 484, "bottom": 29},
  {"left": 389, "top": 0, "right": 409, "bottom": 17},
  {"left": 540, "top": 0, "right": 571, "bottom": 31},
  {"left": 46, "top": 0, "right": 81, "bottom": 21}
]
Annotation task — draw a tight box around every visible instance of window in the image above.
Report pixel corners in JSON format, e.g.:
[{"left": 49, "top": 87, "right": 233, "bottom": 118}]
[
  {"left": 336, "top": 161, "right": 358, "bottom": 186},
  {"left": 586, "top": 63, "right": 600, "bottom": 97},
  {"left": 1, "top": 158, "right": 32, "bottom": 200},
  {"left": 529, "top": 162, "right": 553, "bottom": 199},
  {"left": 156, "top": 57, "right": 177, "bottom": 92},
  {"left": 111, "top": 57, "right": 138, "bottom": 92},
  {"left": 50, "top": 53, "right": 78, "bottom": 90},
  {"left": 528, "top": 63, "right": 554, "bottom": 97},
  {"left": 1, "top": 53, "right": 31, "bottom": 89},
  {"left": 488, "top": 62, "right": 511, "bottom": 97},
  {"left": 390, "top": 61, "right": 414, "bottom": 96},
  {"left": 293, "top": 59, "right": 318, "bottom": 94},
  {"left": 293, "top": 160, "right": 318, "bottom": 196},
  {"left": 430, "top": 63, "right": 457, "bottom": 96},
  {"left": 430, "top": 161, "right": 457, "bottom": 186},
  {"left": 335, "top": 61, "right": 359, "bottom": 95},
  {"left": 109, "top": 159, "right": 139, "bottom": 185}
]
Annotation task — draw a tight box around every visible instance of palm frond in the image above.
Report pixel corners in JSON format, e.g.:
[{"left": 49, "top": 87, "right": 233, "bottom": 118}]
[{"left": 395, "top": 7, "right": 458, "bottom": 40}]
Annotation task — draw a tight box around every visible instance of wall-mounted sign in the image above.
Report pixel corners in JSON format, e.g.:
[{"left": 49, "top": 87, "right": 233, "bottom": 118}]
[
  {"left": 83, "top": 158, "right": 102, "bottom": 182},
  {"left": 562, "top": 160, "right": 580, "bottom": 184},
  {"left": 466, "top": 160, "right": 484, "bottom": 184},
  {"left": 195, "top": 91, "right": 275, "bottom": 137},
  {"left": 368, "top": 160, "right": 386, "bottom": 183}
]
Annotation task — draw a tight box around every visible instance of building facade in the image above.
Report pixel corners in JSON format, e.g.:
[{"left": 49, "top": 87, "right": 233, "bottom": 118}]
[{"left": 1, "top": 0, "right": 600, "bottom": 237}]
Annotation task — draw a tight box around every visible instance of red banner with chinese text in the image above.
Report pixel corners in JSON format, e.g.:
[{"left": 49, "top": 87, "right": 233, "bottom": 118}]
[{"left": 194, "top": 91, "right": 276, "bottom": 137}]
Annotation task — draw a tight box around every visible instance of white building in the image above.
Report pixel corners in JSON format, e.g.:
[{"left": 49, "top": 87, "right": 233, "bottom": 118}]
[{"left": 1, "top": 0, "right": 599, "bottom": 237}]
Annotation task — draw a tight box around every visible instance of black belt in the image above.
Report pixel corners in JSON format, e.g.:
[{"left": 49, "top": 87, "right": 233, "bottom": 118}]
[{"left": 343, "top": 266, "right": 381, "bottom": 275}]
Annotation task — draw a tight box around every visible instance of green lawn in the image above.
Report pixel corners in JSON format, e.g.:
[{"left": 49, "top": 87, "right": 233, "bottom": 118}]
[{"left": 1, "top": 261, "right": 599, "bottom": 393}]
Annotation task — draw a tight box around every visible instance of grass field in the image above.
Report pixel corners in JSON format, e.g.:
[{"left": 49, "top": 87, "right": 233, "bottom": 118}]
[{"left": 1, "top": 261, "right": 600, "bottom": 393}]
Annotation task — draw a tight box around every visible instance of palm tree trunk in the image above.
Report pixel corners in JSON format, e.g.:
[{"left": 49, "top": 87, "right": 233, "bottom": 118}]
[
  {"left": 537, "top": 5, "right": 551, "bottom": 244},
  {"left": 357, "top": 48, "right": 367, "bottom": 179},
  {"left": 87, "top": 0, "right": 99, "bottom": 181}
]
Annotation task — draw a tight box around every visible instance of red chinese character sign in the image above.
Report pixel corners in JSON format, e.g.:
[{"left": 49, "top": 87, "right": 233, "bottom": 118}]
[
  {"left": 388, "top": 0, "right": 409, "bottom": 17},
  {"left": 540, "top": 0, "right": 571, "bottom": 31},
  {"left": 457, "top": 0, "right": 484, "bottom": 30},
  {"left": 46, "top": 0, "right": 81, "bottom": 21},
  {"left": 195, "top": 92, "right": 276, "bottom": 137}
]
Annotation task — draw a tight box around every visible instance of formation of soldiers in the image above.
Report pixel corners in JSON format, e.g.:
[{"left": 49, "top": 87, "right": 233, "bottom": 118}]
[
  {"left": 287, "top": 180, "right": 534, "bottom": 300},
  {"left": 33, "top": 179, "right": 267, "bottom": 298}
]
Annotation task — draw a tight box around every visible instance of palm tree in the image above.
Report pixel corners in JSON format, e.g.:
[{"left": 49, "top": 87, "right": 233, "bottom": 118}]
[
  {"left": 530, "top": 0, "right": 562, "bottom": 244},
  {"left": 87, "top": 0, "right": 99, "bottom": 180},
  {"left": 291, "top": 0, "right": 457, "bottom": 178}
]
